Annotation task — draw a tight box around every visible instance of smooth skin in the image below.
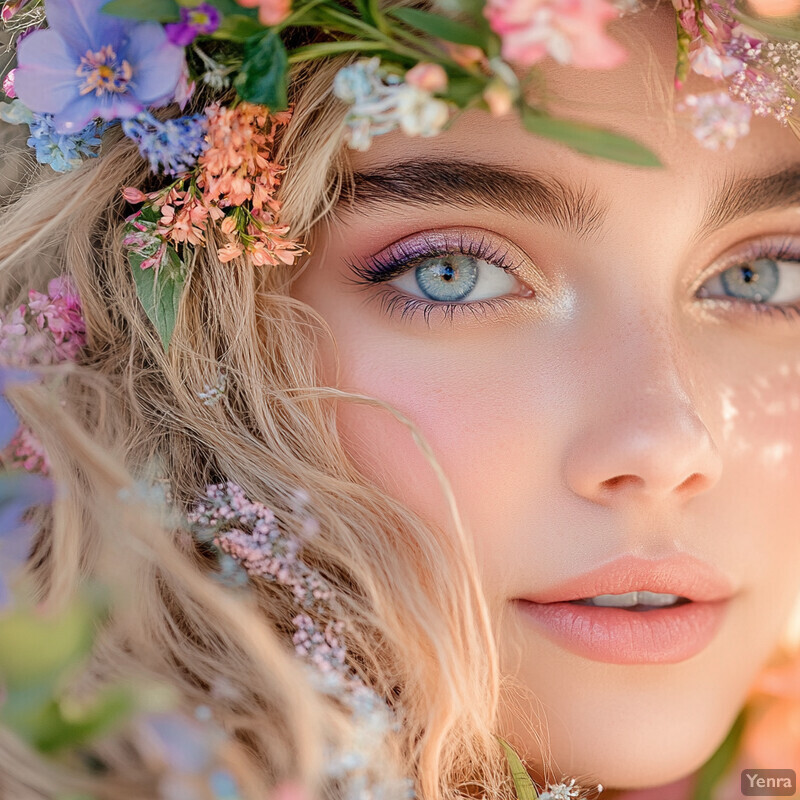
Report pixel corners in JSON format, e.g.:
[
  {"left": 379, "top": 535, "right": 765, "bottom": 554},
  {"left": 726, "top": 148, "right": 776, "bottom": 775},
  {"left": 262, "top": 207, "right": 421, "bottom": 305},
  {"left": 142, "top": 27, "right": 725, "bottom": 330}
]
[{"left": 291, "top": 4, "right": 800, "bottom": 795}]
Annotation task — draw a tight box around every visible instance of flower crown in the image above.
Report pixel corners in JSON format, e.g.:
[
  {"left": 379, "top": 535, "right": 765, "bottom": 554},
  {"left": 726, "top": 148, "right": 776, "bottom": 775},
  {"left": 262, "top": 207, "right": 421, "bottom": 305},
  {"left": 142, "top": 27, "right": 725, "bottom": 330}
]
[{"left": 1, "top": 0, "right": 799, "bottom": 351}]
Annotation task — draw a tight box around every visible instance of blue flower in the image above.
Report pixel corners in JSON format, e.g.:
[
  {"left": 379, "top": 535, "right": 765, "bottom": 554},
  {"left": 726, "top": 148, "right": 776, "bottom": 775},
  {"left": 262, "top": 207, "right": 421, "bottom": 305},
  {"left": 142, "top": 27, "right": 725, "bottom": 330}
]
[
  {"left": 0, "top": 367, "right": 52, "bottom": 609},
  {"left": 27, "top": 113, "right": 107, "bottom": 172},
  {"left": 0, "top": 99, "right": 106, "bottom": 172},
  {"left": 121, "top": 111, "right": 208, "bottom": 176},
  {"left": 14, "top": 0, "right": 185, "bottom": 134}
]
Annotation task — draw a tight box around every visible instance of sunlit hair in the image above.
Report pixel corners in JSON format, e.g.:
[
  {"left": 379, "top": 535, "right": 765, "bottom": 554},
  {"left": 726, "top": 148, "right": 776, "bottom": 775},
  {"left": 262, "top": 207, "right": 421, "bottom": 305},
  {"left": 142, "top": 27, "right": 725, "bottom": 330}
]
[{"left": 0, "top": 46, "right": 558, "bottom": 799}]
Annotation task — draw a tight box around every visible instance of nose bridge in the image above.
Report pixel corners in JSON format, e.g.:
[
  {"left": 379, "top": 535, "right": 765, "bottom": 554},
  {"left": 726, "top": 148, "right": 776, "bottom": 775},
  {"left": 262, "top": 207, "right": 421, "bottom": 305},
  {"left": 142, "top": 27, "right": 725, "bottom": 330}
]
[{"left": 562, "top": 301, "right": 723, "bottom": 510}]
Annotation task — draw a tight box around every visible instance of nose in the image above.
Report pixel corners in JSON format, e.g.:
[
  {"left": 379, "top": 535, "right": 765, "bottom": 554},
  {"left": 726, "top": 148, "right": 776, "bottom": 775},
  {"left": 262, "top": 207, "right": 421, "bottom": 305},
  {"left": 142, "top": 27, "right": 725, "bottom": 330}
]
[{"left": 561, "top": 318, "right": 723, "bottom": 510}]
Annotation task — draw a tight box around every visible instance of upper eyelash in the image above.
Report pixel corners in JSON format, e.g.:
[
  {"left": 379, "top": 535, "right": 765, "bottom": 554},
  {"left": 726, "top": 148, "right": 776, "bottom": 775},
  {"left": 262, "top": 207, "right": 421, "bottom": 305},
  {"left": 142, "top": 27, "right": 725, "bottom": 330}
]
[{"left": 343, "top": 231, "right": 520, "bottom": 288}]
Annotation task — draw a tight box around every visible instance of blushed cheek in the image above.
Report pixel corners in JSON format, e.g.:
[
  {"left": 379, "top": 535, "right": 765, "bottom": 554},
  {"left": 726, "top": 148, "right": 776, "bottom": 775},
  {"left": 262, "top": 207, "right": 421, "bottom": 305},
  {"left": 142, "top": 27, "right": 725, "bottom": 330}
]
[{"left": 331, "top": 350, "right": 561, "bottom": 588}]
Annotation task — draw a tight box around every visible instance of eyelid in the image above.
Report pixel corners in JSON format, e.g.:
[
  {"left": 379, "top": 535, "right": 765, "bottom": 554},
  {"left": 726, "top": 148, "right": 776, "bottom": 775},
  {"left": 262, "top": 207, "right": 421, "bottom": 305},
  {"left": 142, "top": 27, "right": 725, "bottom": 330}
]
[
  {"left": 344, "top": 227, "right": 535, "bottom": 287},
  {"left": 689, "top": 235, "right": 800, "bottom": 296}
]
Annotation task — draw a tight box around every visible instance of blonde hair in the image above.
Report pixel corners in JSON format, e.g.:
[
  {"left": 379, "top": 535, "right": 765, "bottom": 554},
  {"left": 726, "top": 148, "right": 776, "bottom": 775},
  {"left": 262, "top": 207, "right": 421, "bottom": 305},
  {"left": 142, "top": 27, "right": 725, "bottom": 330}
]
[{"left": 0, "top": 53, "right": 532, "bottom": 800}]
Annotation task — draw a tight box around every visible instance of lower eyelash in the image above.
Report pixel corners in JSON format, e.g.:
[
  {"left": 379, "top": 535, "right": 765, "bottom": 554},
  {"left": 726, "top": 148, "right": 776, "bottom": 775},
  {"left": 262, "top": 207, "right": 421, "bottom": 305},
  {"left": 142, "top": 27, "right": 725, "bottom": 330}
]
[
  {"left": 370, "top": 286, "right": 518, "bottom": 325},
  {"left": 701, "top": 296, "right": 800, "bottom": 323}
]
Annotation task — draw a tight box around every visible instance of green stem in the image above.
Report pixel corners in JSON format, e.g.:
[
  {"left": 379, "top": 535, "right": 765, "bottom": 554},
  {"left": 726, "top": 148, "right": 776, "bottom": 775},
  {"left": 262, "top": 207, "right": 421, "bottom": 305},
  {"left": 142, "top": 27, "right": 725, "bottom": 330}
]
[
  {"left": 287, "top": 40, "right": 390, "bottom": 63},
  {"left": 275, "top": 0, "right": 328, "bottom": 31}
]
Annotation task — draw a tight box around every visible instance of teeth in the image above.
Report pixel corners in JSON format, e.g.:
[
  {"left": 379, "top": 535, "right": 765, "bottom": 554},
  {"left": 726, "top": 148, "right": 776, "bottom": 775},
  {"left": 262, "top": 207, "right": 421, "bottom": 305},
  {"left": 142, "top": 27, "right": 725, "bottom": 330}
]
[{"left": 573, "top": 591, "right": 683, "bottom": 608}]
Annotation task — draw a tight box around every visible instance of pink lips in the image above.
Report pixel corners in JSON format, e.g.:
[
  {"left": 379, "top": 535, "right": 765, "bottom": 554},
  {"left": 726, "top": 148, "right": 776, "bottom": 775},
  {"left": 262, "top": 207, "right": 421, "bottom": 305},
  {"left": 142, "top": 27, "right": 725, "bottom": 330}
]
[{"left": 515, "top": 554, "right": 736, "bottom": 664}]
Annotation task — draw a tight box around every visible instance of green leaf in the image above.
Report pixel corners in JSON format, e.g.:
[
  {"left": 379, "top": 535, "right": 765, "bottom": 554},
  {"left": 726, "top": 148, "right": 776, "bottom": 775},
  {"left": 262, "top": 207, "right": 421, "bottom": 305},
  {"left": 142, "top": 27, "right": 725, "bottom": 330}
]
[
  {"left": 212, "top": 13, "right": 264, "bottom": 41},
  {"left": 234, "top": 31, "right": 289, "bottom": 108},
  {"left": 444, "top": 75, "right": 487, "bottom": 107},
  {"left": 496, "top": 736, "right": 539, "bottom": 800},
  {"left": 0, "top": 598, "right": 94, "bottom": 688},
  {"left": 206, "top": 0, "right": 259, "bottom": 15},
  {"left": 101, "top": 0, "right": 180, "bottom": 21},
  {"left": 690, "top": 708, "right": 747, "bottom": 800},
  {"left": 733, "top": 8, "right": 800, "bottom": 39},
  {"left": 130, "top": 245, "right": 186, "bottom": 353},
  {"left": 388, "top": 7, "right": 487, "bottom": 48},
  {"left": 522, "top": 108, "right": 662, "bottom": 167},
  {"left": 36, "top": 686, "right": 137, "bottom": 754}
]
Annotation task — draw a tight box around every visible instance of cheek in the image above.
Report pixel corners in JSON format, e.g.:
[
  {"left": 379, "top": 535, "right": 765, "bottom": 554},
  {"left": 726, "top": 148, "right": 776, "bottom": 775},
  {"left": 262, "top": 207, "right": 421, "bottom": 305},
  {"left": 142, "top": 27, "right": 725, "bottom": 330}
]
[{"left": 328, "top": 333, "right": 559, "bottom": 572}]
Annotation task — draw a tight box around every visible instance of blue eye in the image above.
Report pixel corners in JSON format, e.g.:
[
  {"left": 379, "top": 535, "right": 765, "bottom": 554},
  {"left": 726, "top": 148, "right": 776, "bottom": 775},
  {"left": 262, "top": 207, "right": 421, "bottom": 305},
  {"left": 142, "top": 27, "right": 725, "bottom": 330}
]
[
  {"left": 698, "top": 248, "right": 800, "bottom": 319},
  {"left": 344, "top": 229, "right": 534, "bottom": 323},
  {"left": 390, "top": 252, "right": 519, "bottom": 303}
]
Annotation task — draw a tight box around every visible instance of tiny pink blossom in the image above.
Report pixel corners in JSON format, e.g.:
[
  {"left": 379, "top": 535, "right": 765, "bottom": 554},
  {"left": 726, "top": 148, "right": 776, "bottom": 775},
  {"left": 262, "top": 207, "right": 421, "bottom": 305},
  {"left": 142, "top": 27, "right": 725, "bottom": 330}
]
[
  {"left": 235, "top": 0, "right": 291, "bottom": 26},
  {"left": 2, "top": 69, "right": 16, "bottom": 99},
  {"left": 484, "top": 0, "right": 627, "bottom": 69},
  {"left": 405, "top": 63, "right": 448, "bottom": 92},
  {"left": 122, "top": 187, "right": 148, "bottom": 204},
  {"left": 484, "top": 81, "right": 515, "bottom": 116}
]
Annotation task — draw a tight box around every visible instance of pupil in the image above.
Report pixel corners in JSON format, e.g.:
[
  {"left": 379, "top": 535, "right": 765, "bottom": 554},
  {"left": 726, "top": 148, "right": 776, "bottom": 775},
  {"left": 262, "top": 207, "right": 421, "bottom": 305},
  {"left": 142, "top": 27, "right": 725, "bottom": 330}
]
[{"left": 742, "top": 267, "right": 754, "bottom": 283}]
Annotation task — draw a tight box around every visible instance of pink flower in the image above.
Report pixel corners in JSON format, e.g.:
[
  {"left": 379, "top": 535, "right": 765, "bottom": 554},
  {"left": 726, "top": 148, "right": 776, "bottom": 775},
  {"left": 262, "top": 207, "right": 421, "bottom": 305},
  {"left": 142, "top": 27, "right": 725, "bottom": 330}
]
[
  {"left": 405, "top": 63, "right": 448, "bottom": 92},
  {"left": 235, "top": 0, "right": 291, "bottom": 26},
  {"left": 484, "top": 0, "right": 627, "bottom": 68},
  {"left": 2, "top": 69, "right": 16, "bottom": 99}
]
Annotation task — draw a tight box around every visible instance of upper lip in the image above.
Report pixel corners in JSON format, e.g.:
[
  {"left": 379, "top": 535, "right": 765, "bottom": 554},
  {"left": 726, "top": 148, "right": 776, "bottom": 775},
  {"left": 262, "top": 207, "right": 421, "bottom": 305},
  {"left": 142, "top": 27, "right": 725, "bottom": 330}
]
[{"left": 519, "top": 553, "right": 737, "bottom": 604}]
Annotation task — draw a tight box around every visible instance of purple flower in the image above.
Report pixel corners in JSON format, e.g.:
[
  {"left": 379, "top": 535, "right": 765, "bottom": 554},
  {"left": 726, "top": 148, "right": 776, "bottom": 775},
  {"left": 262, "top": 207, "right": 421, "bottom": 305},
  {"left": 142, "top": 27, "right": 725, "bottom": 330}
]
[
  {"left": 121, "top": 111, "right": 208, "bottom": 175},
  {"left": 165, "top": 4, "right": 221, "bottom": 47},
  {"left": 13, "top": 0, "right": 186, "bottom": 134}
]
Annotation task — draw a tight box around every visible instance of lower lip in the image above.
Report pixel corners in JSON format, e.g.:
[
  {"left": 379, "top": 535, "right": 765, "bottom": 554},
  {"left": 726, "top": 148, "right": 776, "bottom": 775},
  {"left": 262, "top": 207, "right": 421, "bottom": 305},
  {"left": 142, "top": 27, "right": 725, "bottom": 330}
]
[{"left": 516, "top": 598, "right": 731, "bottom": 664}]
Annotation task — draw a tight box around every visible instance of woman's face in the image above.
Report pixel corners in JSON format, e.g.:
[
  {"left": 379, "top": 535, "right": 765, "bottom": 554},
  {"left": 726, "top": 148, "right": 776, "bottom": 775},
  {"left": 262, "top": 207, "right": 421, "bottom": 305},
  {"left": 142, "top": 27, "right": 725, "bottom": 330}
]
[{"left": 290, "top": 5, "right": 800, "bottom": 791}]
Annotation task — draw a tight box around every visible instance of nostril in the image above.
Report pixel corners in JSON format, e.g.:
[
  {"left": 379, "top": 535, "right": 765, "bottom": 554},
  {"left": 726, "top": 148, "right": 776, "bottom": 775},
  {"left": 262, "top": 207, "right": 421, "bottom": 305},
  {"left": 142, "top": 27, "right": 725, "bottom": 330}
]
[{"left": 601, "top": 474, "right": 645, "bottom": 491}]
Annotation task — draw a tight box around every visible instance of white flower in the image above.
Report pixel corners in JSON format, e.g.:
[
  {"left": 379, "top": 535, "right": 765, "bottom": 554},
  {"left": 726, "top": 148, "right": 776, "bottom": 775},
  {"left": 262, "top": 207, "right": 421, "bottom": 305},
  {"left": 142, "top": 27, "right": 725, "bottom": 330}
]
[
  {"left": 393, "top": 85, "right": 450, "bottom": 137},
  {"left": 690, "top": 44, "right": 745, "bottom": 79},
  {"left": 333, "top": 58, "right": 451, "bottom": 150},
  {"left": 539, "top": 779, "right": 581, "bottom": 800}
]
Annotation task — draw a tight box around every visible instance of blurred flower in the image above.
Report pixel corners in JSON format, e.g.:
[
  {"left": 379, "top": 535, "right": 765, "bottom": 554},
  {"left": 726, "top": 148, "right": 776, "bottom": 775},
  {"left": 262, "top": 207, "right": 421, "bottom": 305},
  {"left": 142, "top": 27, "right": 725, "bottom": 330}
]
[
  {"left": 165, "top": 3, "right": 221, "bottom": 47},
  {"left": 14, "top": 0, "right": 185, "bottom": 133},
  {"left": 677, "top": 90, "right": 751, "bottom": 149},
  {"left": 236, "top": 0, "right": 292, "bottom": 25},
  {"left": 0, "top": 275, "right": 86, "bottom": 477},
  {"left": 404, "top": 62, "right": 448, "bottom": 92},
  {"left": 484, "top": 0, "right": 627, "bottom": 69},
  {"left": 0, "top": 367, "right": 53, "bottom": 608},
  {"left": 333, "top": 58, "right": 450, "bottom": 151},
  {"left": 0, "top": 0, "right": 30, "bottom": 22},
  {"left": 740, "top": 651, "right": 800, "bottom": 770},
  {"left": 689, "top": 43, "right": 744, "bottom": 78},
  {"left": 121, "top": 112, "right": 209, "bottom": 176}
]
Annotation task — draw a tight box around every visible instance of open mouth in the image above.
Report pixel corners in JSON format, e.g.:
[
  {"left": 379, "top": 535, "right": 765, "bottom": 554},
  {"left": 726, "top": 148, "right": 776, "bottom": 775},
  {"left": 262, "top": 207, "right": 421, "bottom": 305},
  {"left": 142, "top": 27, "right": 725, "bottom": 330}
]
[{"left": 566, "top": 590, "right": 693, "bottom": 611}]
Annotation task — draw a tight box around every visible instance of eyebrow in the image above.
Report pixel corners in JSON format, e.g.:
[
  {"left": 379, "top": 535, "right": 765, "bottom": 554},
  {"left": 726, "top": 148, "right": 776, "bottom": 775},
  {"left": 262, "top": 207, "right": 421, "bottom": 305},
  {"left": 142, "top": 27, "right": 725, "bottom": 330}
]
[
  {"left": 697, "top": 164, "right": 800, "bottom": 240},
  {"left": 340, "top": 159, "right": 608, "bottom": 238},
  {"left": 340, "top": 160, "right": 800, "bottom": 242}
]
